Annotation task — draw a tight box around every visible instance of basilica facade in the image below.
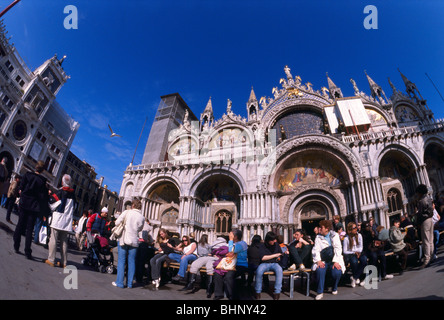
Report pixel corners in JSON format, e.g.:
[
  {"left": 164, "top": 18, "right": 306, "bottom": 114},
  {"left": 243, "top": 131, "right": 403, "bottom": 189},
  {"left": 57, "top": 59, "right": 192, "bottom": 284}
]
[{"left": 119, "top": 65, "right": 444, "bottom": 244}]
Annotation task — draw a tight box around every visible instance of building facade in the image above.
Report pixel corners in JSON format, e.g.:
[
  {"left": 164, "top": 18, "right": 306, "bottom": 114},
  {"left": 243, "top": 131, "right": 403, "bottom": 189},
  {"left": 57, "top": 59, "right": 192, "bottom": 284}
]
[
  {"left": 0, "top": 21, "right": 79, "bottom": 189},
  {"left": 120, "top": 65, "right": 444, "bottom": 244}
]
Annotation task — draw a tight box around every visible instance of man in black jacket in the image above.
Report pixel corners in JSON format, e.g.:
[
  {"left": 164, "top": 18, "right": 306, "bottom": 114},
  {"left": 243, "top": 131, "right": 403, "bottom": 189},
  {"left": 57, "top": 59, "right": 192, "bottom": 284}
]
[{"left": 13, "top": 161, "right": 50, "bottom": 260}]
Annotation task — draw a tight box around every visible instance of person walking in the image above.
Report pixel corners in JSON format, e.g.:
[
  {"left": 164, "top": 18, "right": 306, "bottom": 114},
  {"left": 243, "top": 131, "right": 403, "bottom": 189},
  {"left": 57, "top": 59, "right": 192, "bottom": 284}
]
[
  {"left": 112, "top": 198, "right": 145, "bottom": 289},
  {"left": 13, "top": 161, "right": 50, "bottom": 260},
  {"left": 44, "top": 174, "right": 75, "bottom": 268}
]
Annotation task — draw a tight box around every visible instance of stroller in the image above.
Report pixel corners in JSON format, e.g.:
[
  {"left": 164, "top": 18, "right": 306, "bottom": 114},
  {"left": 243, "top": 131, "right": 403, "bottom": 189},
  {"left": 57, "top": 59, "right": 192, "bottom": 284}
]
[{"left": 81, "top": 233, "right": 116, "bottom": 274}]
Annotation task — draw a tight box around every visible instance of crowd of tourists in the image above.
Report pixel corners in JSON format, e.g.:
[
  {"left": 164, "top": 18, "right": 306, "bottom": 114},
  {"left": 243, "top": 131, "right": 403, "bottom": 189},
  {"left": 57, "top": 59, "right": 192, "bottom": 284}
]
[{"left": 3, "top": 160, "right": 443, "bottom": 301}]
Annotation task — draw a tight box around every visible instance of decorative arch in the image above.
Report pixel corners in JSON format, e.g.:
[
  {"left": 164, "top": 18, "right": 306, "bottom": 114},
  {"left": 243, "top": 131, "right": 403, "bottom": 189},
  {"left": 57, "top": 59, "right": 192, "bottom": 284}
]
[
  {"left": 260, "top": 134, "right": 362, "bottom": 192},
  {"left": 262, "top": 97, "right": 329, "bottom": 129},
  {"left": 393, "top": 100, "right": 423, "bottom": 124},
  {"left": 141, "top": 175, "right": 182, "bottom": 199},
  {"left": 167, "top": 134, "right": 199, "bottom": 160},
  {"left": 214, "top": 210, "right": 232, "bottom": 235},
  {"left": 374, "top": 143, "right": 422, "bottom": 178},
  {"left": 207, "top": 125, "right": 253, "bottom": 150},
  {"left": 123, "top": 182, "right": 134, "bottom": 199},
  {"left": 283, "top": 184, "right": 345, "bottom": 225},
  {"left": 189, "top": 167, "right": 246, "bottom": 197}
]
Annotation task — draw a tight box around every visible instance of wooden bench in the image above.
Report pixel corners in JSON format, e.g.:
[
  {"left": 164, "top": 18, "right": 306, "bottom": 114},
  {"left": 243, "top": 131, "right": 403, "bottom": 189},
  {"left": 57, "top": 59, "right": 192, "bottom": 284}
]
[
  {"left": 263, "top": 268, "right": 312, "bottom": 298},
  {"left": 163, "top": 261, "right": 311, "bottom": 299}
]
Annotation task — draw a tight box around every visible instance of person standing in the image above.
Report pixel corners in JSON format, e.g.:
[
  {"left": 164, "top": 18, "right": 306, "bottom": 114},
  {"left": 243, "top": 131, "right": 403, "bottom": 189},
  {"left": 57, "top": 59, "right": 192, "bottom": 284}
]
[
  {"left": 0, "top": 157, "right": 9, "bottom": 208},
  {"left": 5, "top": 174, "right": 20, "bottom": 223},
  {"left": 75, "top": 211, "right": 89, "bottom": 251},
  {"left": 13, "top": 161, "right": 49, "bottom": 260},
  {"left": 112, "top": 198, "right": 145, "bottom": 289},
  {"left": 415, "top": 184, "right": 434, "bottom": 268},
  {"left": 44, "top": 174, "right": 75, "bottom": 268}
]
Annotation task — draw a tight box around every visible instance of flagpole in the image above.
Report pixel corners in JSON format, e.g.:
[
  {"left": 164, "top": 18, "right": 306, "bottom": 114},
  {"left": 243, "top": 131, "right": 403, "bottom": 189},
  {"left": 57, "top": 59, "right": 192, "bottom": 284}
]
[
  {"left": 0, "top": 0, "right": 21, "bottom": 18},
  {"left": 425, "top": 72, "right": 444, "bottom": 103},
  {"left": 130, "top": 116, "right": 148, "bottom": 166}
]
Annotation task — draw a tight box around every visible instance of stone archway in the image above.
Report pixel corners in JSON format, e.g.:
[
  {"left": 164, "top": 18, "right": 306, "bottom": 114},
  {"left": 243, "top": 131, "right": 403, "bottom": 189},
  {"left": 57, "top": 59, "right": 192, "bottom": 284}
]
[{"left": 285, "top": 185, "right": 343, "bottom": 226}]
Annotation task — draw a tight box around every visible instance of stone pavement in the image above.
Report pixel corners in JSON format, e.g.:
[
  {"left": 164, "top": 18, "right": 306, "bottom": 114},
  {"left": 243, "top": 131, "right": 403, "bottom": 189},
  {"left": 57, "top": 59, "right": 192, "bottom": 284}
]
[{"left": 0, "top": 206, "right": 443, "bottom": 304}]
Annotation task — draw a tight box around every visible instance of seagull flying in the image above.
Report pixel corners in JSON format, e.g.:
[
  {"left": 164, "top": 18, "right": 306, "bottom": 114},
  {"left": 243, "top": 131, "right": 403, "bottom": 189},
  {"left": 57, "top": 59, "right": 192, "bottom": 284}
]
[{"left": 108, "top": 124, "right": 121, "bottom": 138}]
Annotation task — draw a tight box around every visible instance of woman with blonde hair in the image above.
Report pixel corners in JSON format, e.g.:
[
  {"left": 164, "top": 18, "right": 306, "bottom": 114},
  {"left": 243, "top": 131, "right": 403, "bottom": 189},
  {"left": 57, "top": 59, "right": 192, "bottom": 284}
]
[{"left": 343, "top": 222, "right": 367, "bottom": 288}]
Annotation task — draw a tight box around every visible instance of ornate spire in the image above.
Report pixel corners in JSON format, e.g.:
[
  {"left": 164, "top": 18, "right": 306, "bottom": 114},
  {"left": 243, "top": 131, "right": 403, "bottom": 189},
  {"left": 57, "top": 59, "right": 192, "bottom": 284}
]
[
  {"left": 247, "top": 87, "right": 259, "bottom": 122},
  {"left": 248, "top": 86, "right": 257, "bottom": 103},
  {"left": 200, "top": 97, "right": 214, "bottom": 130},
  {"left": 203, "top": 96, "right": 213, "bottom": 114},
  {"left": 397, "top": 68, "right": 426, "bottom": 106},
  {"left": 365, "top": 70, "right": 388, "bottom": 104},
  {"left": 326, "top": 72, "right": 343, "bottom": 99}
]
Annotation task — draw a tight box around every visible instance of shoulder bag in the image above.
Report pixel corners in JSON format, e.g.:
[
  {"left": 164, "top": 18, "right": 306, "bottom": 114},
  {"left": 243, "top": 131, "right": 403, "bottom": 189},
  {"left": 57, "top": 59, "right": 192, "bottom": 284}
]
[{"left": 110, "top": 212, "right": 129, "bottom": 240}]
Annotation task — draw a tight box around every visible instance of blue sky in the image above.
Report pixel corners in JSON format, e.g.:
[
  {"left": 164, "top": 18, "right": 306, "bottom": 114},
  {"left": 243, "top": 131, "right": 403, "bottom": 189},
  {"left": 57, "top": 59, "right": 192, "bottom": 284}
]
[{"left": 4, "top": 0, "right": 444, "bottom": 193}]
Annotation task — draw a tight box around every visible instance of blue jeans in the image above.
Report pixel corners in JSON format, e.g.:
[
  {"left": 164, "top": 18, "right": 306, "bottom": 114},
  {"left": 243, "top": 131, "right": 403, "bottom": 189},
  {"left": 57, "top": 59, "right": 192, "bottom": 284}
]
[
  {"left": 315, "top": 262, "right": 342, "bottom": 294},
  {"left": 115, "top": 243, "right": 138, "bottom": 288},
  {"left": 33, "top": 217, "right": 43, "bottom": 244},
  {"left": 255, "top": 262, "right": 283, "bottom": 294},
  {"left": 434, "top": 230, "right": 440, "bottom": 256},
  {"left": 345, "top": 253, "right": 367, "bottom": 280},
  {"left": 168, "top": 253, "right": 197, "bottom": 278}
]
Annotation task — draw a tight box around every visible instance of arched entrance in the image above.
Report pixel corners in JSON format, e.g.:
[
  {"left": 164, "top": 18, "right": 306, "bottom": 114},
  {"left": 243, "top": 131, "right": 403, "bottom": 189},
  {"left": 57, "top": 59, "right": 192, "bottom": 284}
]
[
  {"left": 145, "top": 180, "right": 181, "bottom": 233},
  {"left": 299, "top": 201, "right": 329, "bottom": 239},
  {"left": 378, "top": 149, "right": 418, "bottom": 214},
  {"left": 191, "top": 173, "right": 242, "bottom": 241}
]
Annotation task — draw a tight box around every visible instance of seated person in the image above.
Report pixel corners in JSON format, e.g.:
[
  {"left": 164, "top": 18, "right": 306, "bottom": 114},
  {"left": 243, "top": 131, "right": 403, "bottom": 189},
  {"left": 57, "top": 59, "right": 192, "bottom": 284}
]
[
  {"left": 343, "top": 222, "right": 367, "bottom": 287},
  {"left": 389, "top": 219, "right": 410, "bottom": 275},
  {"left": 254, "top": 232, "right": 284, "bottom": 300},
  {"left": 312, "top": 219, "right": 345, "bottom": 300},
  {"left": 169, "top": 235, "right": 198, "bottom": 282},
  {"left": 288, "top": 229, "right": 313, "bottom": 270},
  {"left": 213, "top": 229, "right": 248, "bottom": 300}
]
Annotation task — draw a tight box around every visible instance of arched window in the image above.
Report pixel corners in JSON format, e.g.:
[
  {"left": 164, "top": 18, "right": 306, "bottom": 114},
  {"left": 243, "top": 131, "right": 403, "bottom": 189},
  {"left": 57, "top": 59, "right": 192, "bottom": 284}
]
[
  {"left": 215, "top": 211, "right": 232, "bottom": 234},
  {"left": 387, "top": 188, "right": 403, "bottom": 213}
]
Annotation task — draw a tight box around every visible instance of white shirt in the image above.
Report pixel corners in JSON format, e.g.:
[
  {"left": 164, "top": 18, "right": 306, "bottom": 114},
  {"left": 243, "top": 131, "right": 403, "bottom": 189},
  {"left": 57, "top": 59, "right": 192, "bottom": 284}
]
[{"left": 115, "top": 208, "right": 145, "bottom": 247}]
